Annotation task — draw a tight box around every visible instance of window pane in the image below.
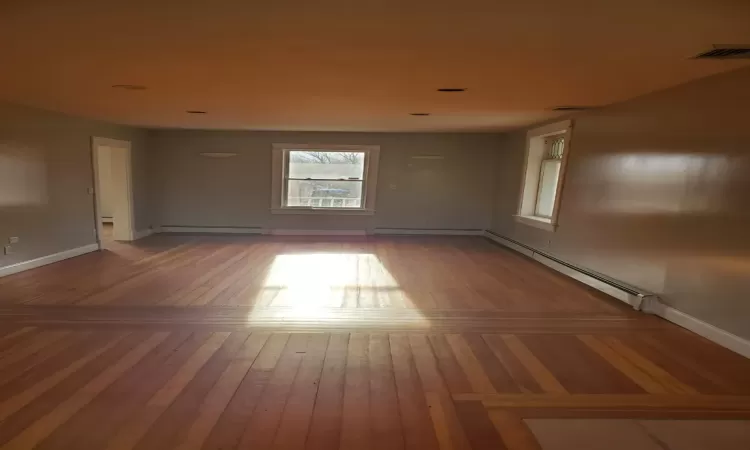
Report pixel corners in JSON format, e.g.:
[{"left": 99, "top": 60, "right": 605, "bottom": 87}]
[
  {"left": 286, "top": 179, "right": 363, "bottom": 208},
  {"left": 288, "top": 151, "right": 365, "bottom": 180},
  {"left": 535, "top": 160, "right": 561, "bottom": 217}
]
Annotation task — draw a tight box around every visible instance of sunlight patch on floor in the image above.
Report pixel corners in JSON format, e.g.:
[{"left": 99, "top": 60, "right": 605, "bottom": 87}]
[{"left": 246, "top": 253, "right": 426, "bottom": 324}]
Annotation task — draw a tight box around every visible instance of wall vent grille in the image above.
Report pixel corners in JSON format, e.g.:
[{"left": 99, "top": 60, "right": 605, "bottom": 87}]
[
  {"left": 694, "top": 47, "right": 750, "bottom": 59},
  {"left": 551, "top": 106, "right": 591, "bottom": 111}
]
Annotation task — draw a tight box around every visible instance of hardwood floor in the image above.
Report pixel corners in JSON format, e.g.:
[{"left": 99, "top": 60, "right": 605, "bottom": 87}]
[{"left": 0, "top": 235, "right": 749, "bottom": 449}]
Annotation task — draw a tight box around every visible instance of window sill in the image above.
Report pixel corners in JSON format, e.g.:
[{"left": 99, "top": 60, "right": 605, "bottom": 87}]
[
  {"left": 514, "top": 215, "right": 557, "bottom": 232},
  {"left": 271, "top": 208, "right": 375, "bottom": 216}
]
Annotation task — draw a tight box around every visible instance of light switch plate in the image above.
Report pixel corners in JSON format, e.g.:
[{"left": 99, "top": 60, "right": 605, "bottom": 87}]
[
  {"left": 3, "top": 245, "right": 12, "bottom": 255},
  {"left": 8, "top": 237, "right": 19, "bottom": 244}
]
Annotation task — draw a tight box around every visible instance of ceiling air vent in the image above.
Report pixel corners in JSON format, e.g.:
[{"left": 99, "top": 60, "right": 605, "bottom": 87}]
[
  {"left": 694, "top": 46, "right": 750, "bottom": 59},
  {"left": 111, "top": 84, "right": 147, "bottom": 90},
  {"left": 551, "top": 106, "right": 591, "bottom": 111}
]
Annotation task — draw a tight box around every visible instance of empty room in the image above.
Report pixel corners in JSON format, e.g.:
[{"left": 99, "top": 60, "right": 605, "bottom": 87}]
[{"left": 1, "top": 1, "right": 750, "bottom": 449}]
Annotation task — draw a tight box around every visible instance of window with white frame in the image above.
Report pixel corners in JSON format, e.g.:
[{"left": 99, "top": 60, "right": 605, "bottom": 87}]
[
  {"left": 271, "top": 144, "right": 380, "bottom": 214},
  {"left": 516, "top": 120, "right": 572, "bottom": 231}
]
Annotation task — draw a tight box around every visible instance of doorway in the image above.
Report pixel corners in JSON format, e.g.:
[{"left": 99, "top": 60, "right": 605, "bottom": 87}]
[{"left": 91, "top": 137, "right": 135, "bottom": 247}]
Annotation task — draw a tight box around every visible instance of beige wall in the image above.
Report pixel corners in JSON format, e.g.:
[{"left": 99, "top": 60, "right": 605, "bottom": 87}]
[
  {"left": 491, "top": 67, "right": 750, "bottom": 340},
  {"left": 0, "top": 101, "right": 149, "bottom": 270},
  {"left": 148, "top": 130, "right": 502, "bottom": 232},
  {"left": 4, "top": 65, "right": 748, "bottom": 345}
]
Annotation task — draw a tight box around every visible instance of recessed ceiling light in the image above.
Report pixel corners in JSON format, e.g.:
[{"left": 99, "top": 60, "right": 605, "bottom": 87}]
[
  {"left": 111, "top": 84, "right": 147, "bottom": 90},
  {"left": 410, "top": 113, "right": 431, "bottom": 116},
  {"left": 186, "top": 110, "right": 207, "bottom": 114},
  {"left": 437, "top": 88, "right": 466, "bottom": 92}
]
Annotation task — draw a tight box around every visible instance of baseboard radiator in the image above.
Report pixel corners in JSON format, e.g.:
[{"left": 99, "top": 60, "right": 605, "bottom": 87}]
[
  {"left": 485, "top": 230, "right": 750, "bottom": 359},
  {"left": 484, "top": 230, "right": 658, "bottom": 311},
  {"left": 159, "top": 226, "right": 265, "bottom": 234},
  {"left": 373, "top": 228, "right": 484, "bottom": 236}
]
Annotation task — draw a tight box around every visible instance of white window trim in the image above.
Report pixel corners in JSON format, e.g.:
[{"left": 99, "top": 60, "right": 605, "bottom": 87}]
[
  {"left": 515, "top": 119, "right": 573, "bottom": 232},
  {"left": 271, "top": 143, "right": 380, "bottom": 215},
  {"left": 514, "top": 214, "right": 556, "bottom": 232}
]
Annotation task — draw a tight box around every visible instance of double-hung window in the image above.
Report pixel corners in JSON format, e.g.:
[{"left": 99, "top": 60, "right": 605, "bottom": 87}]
[
  {"left": 515, "top": 120, "right": 572, "bottom": 231},
  {"left": 534, "top": 136, "right": 565, "bottom": 218},
  {"left": 271, "top": 144, "right": 380, "bottom": 214}
]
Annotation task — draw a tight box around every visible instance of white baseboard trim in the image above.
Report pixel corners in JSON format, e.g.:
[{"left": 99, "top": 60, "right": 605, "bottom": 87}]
[
  {"left": 270, "top": 229, "right": 367, "bottom": 236},
  {"left": 484, "top": 230, "right": 750, "bottom": 359},
  {"left": 644, "top": 302, "right": 750, "bottom": 359},
  {"left": 0, "top": 244, "right": 100, "bottom": 278},
  {"left": 374, "top": 228, "right": 484, "bottom": 236},
  {"left": 160, "top": 226, "right": 265, "bottom": 235}
]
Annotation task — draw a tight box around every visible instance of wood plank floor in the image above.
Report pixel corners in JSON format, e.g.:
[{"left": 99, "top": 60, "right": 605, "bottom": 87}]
[{"left": 0, "top": 235, "right": 749, "bottom": 449}]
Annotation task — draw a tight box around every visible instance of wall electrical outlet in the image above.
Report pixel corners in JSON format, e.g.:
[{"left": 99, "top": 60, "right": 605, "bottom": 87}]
[
  {"left": 3, "top": 245, "right": 12, "bottom": 255},
  {"left": 8, "top": 237, "right": 20, "bottom": 244}
]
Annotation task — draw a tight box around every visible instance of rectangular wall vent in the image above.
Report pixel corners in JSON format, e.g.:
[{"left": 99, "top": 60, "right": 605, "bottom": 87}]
[{"left": 694, "top": 47, "right": 750, "bottom": 59}]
